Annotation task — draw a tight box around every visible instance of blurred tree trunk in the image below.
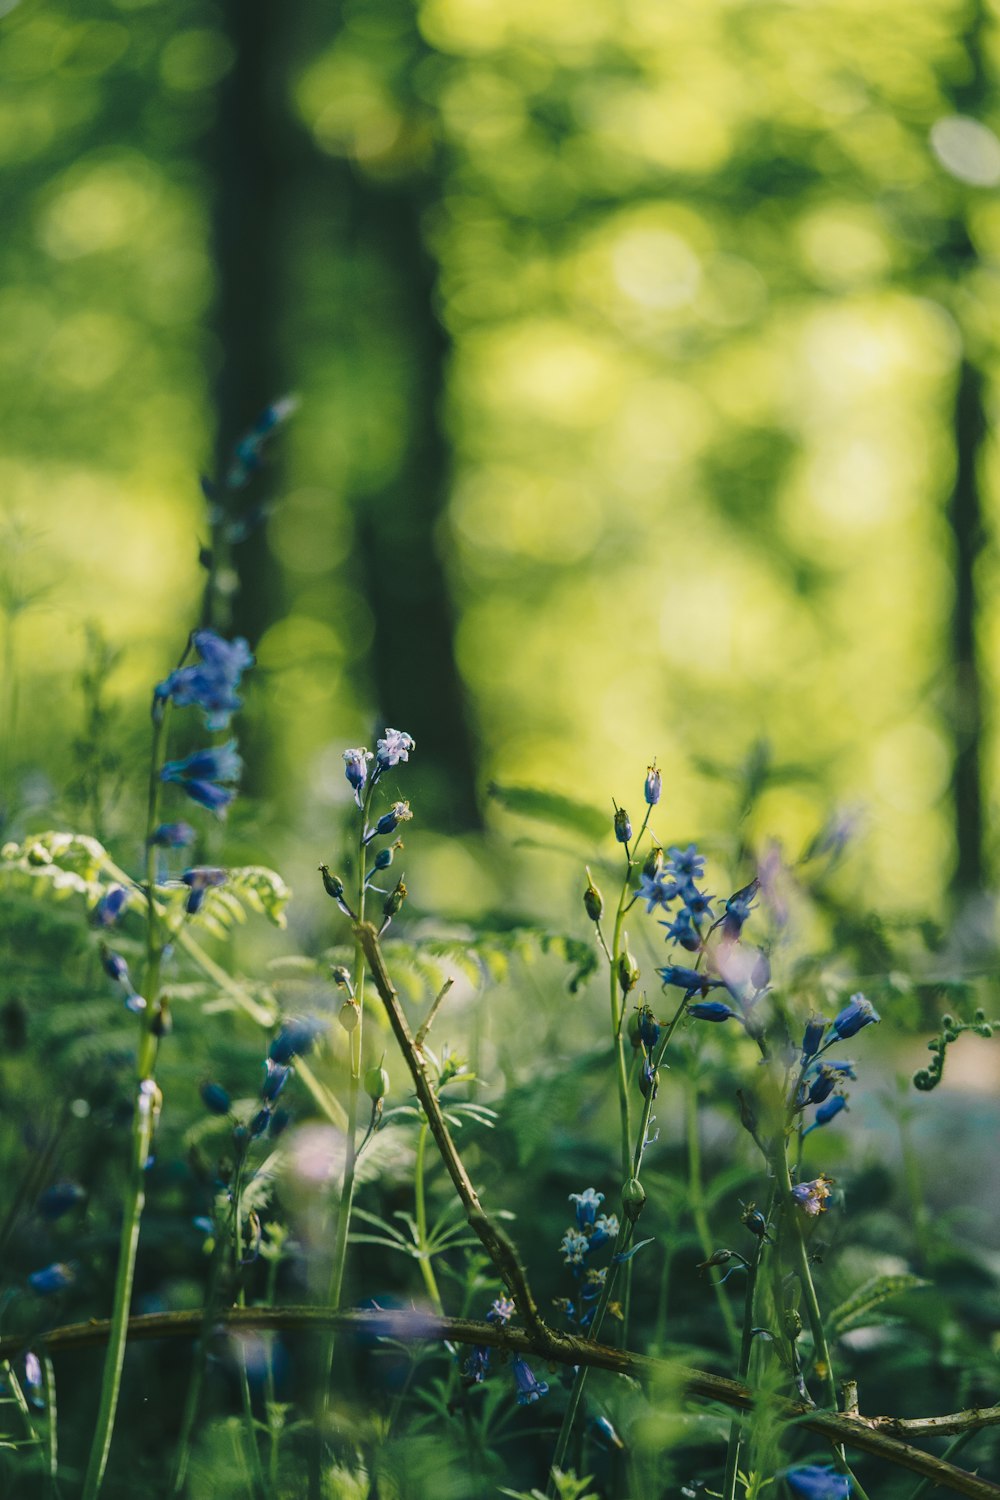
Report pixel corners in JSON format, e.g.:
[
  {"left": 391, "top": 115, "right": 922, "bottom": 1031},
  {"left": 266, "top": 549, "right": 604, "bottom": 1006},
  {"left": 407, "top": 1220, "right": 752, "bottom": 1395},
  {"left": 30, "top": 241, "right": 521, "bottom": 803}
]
[{"left": 209, "top": 0, "right": 290, "bottom": 647}]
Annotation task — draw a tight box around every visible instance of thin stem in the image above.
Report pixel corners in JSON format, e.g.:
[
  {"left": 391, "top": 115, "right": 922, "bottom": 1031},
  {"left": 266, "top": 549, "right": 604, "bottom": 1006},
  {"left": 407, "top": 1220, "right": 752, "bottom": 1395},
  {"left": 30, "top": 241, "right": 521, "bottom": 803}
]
[
  {"left": 722, "top": 1239, "right": 763, "bottom": 1500},
  {"left": 772, "top": 1141, "right": 837, "bottom": 1411},
  {"left": 687, "top": 1079, "right": 741, "bottom": 1353},
  {"left": 81, "top": 699, "right": 170, "bottom": 1500}
]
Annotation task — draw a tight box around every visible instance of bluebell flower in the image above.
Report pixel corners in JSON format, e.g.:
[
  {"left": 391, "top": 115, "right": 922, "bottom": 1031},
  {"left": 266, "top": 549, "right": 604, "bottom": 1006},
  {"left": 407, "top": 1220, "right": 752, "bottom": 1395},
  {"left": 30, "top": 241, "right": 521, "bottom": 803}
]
[
  {"left": 162, "top": 741, "right": 243, "bottom": 785},
  {"left": 592, "top": 1414, "right": 625, "bottom": 1449},
  {"left": 179, "top": 779, "right": 236, "bottom": 816},
  {"left": 92, "top": 884, "right": 128, "bottom": 927},
  {"left": 375, "top": 728, "right": 415, "bottom": 769},
  {"left": 658, "top": 965, "right": 724, "bottom": 995},
  {"left": 807, "top": 1067, "right": 839, "bottom": 1105},
  {"left": 832, "top": 993, "right": 880, "bottom": 1039},
  {"left": 823, "top": 1060, "right": 857, "bottom": 1079},
  {"left": 639, "top": 1057, "right": 659, "bottom": 1097},
  {"left": 589, "top": 1213, "right": 619, "bottom": 1250},
  {"left": 569, "top": 1187, "right": 604, "bottom": 1227},
  {"left": 666, "top": 844, "right": 705, "bottom": 881},
  {"left": 225, "top": 396, "right": 298, "bottom": 489},
  {"left": 38, "top": 1183, "right": 85, "bottom": 1219},
  {"left": 784, "top": 1464, "right": 851, "bottom": 1499},
  {"left": 200, "top": 1081, "right": 232, "bottom": 1115},
  {"left": 679, "top": 882, "right": 714, "bottom": 921},
  {"left": 644, "top": 763, "right": 662, "bottom": 806},
  {"left": 269, "top": 1107, "right": 291, "bottom": 1139},
  {"left": 487, "top": 1296, "right": 515, "bottom": 1324},
  {"left": 249, "top": 1106, "right": 271, "bottom": 1139},
  {"left": 805, "top": 1095, "right": 848, "bottom": 1134},
  {"left": 790, "top": 1175, "right": 834, "bottom": 1216},
  {"left": 635, "top": 869, "right": 678, "bottom": 913},
  {"left": 149, "top": 822, "right": 196, "bottom": 848},
  {"left": 660, "top": 906, "right": 701, "bottom": 951},
  {"left": 462, "top": 1345, "right": 490, "bottom": 1385},
  {"left": 23, "top": 1351, "right": 43, "bottom": 1410},
  {"left": 368, "top": 801, "right": 413, "bottom": 842},
  {"left": 155, "top": 631, "right": 253, "bottom": 731},
  {"left": 561, "top": 1228, "right": 591, "bottom": 1265},
  {"left": 721, "top": 878, "right": 759, "bottom": 939},
  {"left": 262, "top": 1059, "right": 291, "bottom": 1101},
  {"left": 181, "top": 865, "right": 228, "bottom": 915},
  {"left": 801, "top": 1014, "right": 828, "bottom": 1062},
  {"left": 269, "top": 1016, "right": 325, "bottom": 1064},
  {"left": 343, "top": 747, "right": 373, "bottom": 804},
  {"left": 101, "top": 948, "right": 130, "bottom": 986},
  {"left": 688, "top": 1000, "right": 739, "bottom": 1022},
  {"left": 614, "top": 805, "right": 632, "bottom": 844},
  {"left": 29, "top": 1262, "right": 75, "bottom": 1295},
  {"left": 511, "top": 1355, "right": 549, "bottom": 1404}
]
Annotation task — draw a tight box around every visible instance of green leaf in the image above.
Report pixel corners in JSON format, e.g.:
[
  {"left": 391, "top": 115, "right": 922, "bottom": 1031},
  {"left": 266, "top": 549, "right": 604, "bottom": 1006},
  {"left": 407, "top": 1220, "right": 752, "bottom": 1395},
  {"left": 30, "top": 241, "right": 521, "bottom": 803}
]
[
  {"left": 829, "top": 1273, "right": 930, "bottom": 1335},
  {"left": 228, "top": 866, "right": 292, "bottom": 928},
  {"left": 487, "top": 782, "right": 609, "bottom": 842}
]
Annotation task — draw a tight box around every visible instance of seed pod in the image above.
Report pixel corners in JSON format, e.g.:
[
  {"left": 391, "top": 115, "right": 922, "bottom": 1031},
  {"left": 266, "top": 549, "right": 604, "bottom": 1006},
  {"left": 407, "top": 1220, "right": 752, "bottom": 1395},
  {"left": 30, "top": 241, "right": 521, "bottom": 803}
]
[
  {"left": 583, "top": 868, "right": 604, "bottom": 923},
  {"left": 621, "top": 1177, "right": 646, "bottom": 1222},
  {"left": 338, "top": 999, "right": 360, "bottom": 1034},
  {"left": 364, "top": 1063, "right": 390, "bottom": 1103}
]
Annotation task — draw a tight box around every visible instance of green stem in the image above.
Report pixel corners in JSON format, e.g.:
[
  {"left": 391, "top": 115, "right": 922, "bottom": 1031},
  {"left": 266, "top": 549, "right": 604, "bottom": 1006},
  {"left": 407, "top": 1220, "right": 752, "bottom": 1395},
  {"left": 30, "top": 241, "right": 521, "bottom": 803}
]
[
  {"left": 772, "top": 1142, "right": 837, "bottom": 1411},
  {"left": 81, "top": 700, "right": 170, "bottom": 1500},
  {"left": 687, "top": 1080, "right": 741, "bottom": 1354},
  {"left": 234, "top": 1162, "right": 267, "bottom": 1500},
  {"left": 722, "top": 1241, "right": 763, "bottom": 1500}
]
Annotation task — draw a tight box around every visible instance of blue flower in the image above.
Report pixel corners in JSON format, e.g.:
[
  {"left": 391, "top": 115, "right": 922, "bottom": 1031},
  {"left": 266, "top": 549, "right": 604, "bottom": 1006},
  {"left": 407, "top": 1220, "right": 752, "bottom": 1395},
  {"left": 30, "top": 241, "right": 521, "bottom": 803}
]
[
  {"left": 666, "top": 844, "right": 705, "bottom": 881},
  {"left": 101, "top": 948, "right": 130, "bottom": 986},
  {"left": 636, "top": 1006, "right": 661, "bottom": 1052},
  {"left": 38, "top": 1183, "right": 85, "bottom": 1220},
  {"left": 343, "top": 747, "right": 373, "bottom": 804},
  {"left": 149, "top": 821, "right": 196, "bottom": 848},
  {"left": 181, "top": 865, "right": 228, "bottom": 914},
  {"left": 644, "top": 763, "right": 662, "bottom": 806},
  {"left": 635, "top": 869, "right": 677, "bottom": 913},
  {"left": 92, "top": 884, "right": 128, "bottom": 927},
  {"left": 23, "top": 1351, "right": 43, "bottom": 1410},
  {"left": 511, "top": 1355, "right": 549, "bottom": 1404},
  {"left": 801, "top": 1014, "right": 828, "bottom": 1062},
  {"left": 721, "top": 878, "right": 759, "bottom": 939},
  {"left": 200, "top": 1081, "right": 232, "bottom": 1115},
  {"left": 163, "top": 741, "right": 243, "bottom": 784},
  {"left": 807, "top": 1067, "right": 839, "bottom": 1105},
  {"left": 179, "top": 779, "right": 236, "bottom": 816},
  {"left": 225, "top": 396, "right": 297, "bottom": 489},
  {"left": 679, "top": 882, "right": 714, "bottom": 921},
  {"left": 657, "top": 965, "right": 723, "bottom": 995},
  {"left": 155, "top": 631, "right": 253, "bottom": 730},
  {"left": 561, "top": 1228, "right": 591, "bottom": 1265},
  {"left": 569, "top": 1187, "right": 604, "bottom": 1227},
  {"left": 660, "top": 907, "right": 701, "bottom": 951},
  {"left": 832, "top": 993, "right": 880, "bottom": 1039},
  {"left": 805, "top": 1095, "right": 848, "bottom": 1135},
  {"left": 369, "top": 801, "right": 413, "bottom": 841},
  {"left": 375, "top": 728, "right": 415, "bottom": 769},
  {"left": 790, "top": 1176, "right": 834, "bottom": 1216},
  {"left": 592, "top": 1414, "right": 625, "bottom": 1449},
  {"left": 486, "top": 1296, "right": 515, "bottom": 1324},
  {"left": 687, "top": 1000, "right": 739, "bottom": 1022},
  {"left": 784, "top": 1464, "right": 851, "bottom": 1499},
  {"left": 614, "top": 805, "right": 632, "bottom": 844},
  {"left": 462, "top": 1346, "right": 490, "bottom": 1385},
  {"left": 269, "top": 1016, "right": 325, "bottom": 1064},
  {"left": 28, "top": 1262, "right": 75, "bottom": 1295},
  {"left": 589, "top": 1213, "right": 619, "bottom": 1250},
  {"left": 262, "top": 1059, "right": 291, "bottom": 1101}
]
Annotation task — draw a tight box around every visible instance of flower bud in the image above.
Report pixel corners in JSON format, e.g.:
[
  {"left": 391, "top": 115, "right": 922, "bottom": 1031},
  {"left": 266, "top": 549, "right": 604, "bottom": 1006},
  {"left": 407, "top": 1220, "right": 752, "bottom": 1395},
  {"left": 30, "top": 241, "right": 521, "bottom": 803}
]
[
  {"left": 617, "top": 945, "right": 639, "bottom": 995},
  {"left": 330, "top": 965, "right": 353, "bottom": 990},
  {"left": 621, "top": 1177, "right": 646, "bottom": 1222},
  {"left": 583, "top": 868, "right": 604, "bottom": 923},
  {"left": 642, "top": 844, "right": 664, "bottom": 880},
  {"left": 364, "top": 1063, "right": 390, "bottom": 1103},
  {"left": 614, "top": 806, "right": 632, "bottom": 844},
  {"left": 383, "top": 878, "right": 407, "bottom": 921},
  {"left": 338, "top": 999, "right": 360, "bottom": 1034},
  {"left": 319, "top": 865, "right": 346, "bottom": 901},
  {"left": 741, "top": 1203, "right": 768, "bottom": 1239},
  {"left": 644, "top": 763, "right": 662, "bottom": 806}
]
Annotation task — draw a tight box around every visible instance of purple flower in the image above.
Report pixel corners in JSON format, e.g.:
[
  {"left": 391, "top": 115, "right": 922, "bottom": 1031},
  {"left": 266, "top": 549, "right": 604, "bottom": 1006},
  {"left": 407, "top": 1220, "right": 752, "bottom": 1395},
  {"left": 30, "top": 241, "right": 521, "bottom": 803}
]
[
  {"left": 644, "top": 763, "right": 662, "bottom": 805},
  {"left": 181, "top": 865, "right": 228, "bottom": 914},
  {"left": 28, "top": 1262, "right": 75, "bottom": 1295},
  {"left": 149, "top": 822, "right": 196, "bottom": 848},
  {"left": 92, "top": 884, "right": 128, "bottom": 927},
  {"left": 375, "top": 728, "right": 415, "bottom": 769},
  {"left": 784, "top": 1465, "right": 851, "bottom": 1499},
  {"left": 155, "top": 631, "right": 253, "bottom": 731},
  {"left": 343, "top": 747, "right": 373, "bottom": 804},
  {"left": 23, "top": 1351, "right": 43, "bottom": 1409},
  {"left": 511, "top": 1355, "right": 549, "bottom": 1404},
  {"left": 790, "top": 1176, "right": 834, "bottom": 1216},
  {"left": 832, "top": 993, "right": 880, "bottom": 1040},
  {"left": 614, "top": 806, "right": 632, "bottom": 844},
  {"left": 486, "top": 1296, "right": 515, "bottom": 1324}
]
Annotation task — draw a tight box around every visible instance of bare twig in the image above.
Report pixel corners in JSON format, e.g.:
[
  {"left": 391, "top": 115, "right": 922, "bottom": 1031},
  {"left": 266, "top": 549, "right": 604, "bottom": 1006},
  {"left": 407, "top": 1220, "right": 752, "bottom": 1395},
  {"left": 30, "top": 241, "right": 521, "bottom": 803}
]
[
  {"left": 4, "top": 1308, "right": 999, "bottom": 1500},
  {"left": 415, "top": 976, "right": 455, "bottom": 1049}
]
